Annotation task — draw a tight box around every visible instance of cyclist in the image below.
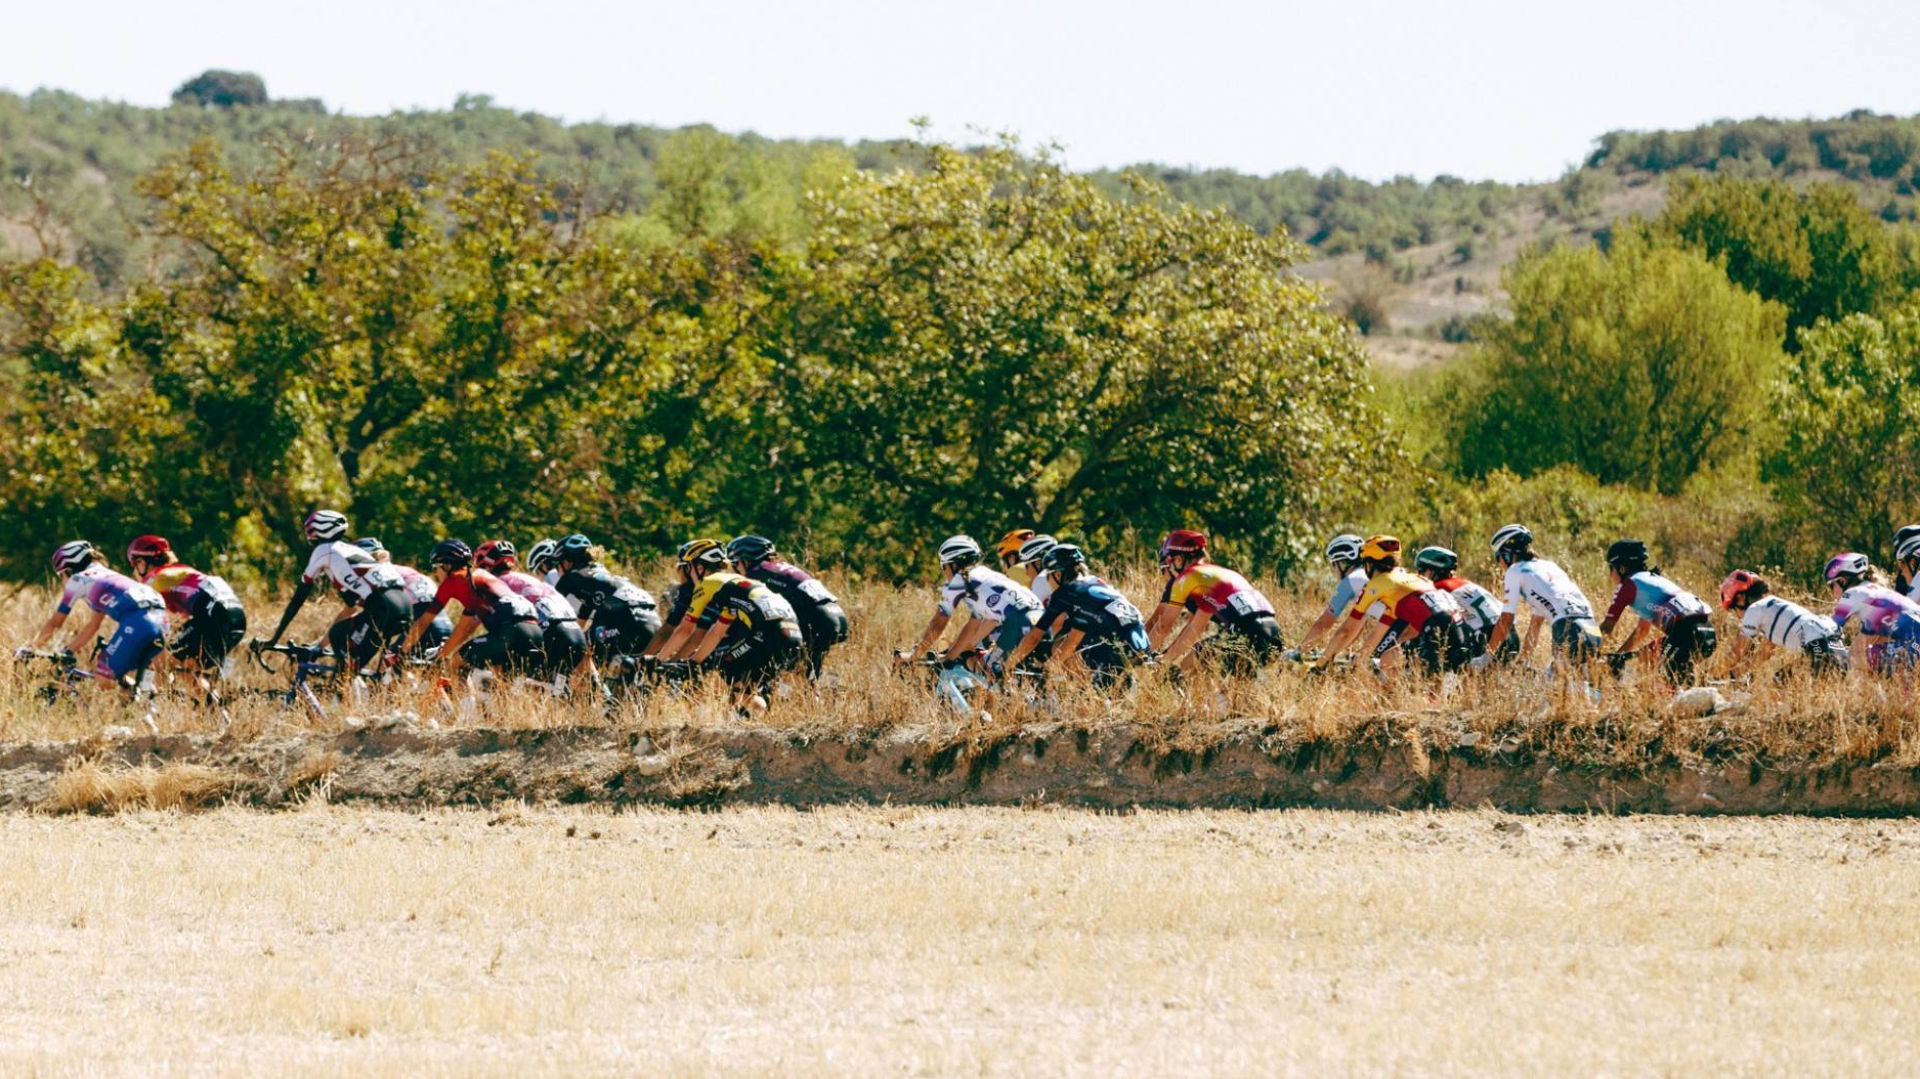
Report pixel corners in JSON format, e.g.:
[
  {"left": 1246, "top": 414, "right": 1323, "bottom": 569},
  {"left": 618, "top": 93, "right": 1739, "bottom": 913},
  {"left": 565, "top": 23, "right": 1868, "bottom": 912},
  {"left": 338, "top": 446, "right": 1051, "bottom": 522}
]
[
  {"left": 355, "top": 537, "right": 451, "bottom": 654},
  {"left": 1895, "top": 525, "right": 1920, "bottom": 597},
  {"left": 642, "top": 540, "right": 701, "bottom": 661},
  {"left": 1310, "top": 535, "right": 1470, "bottom": 680},
  {"left": 477, "top": 539, "right": 586, "bottom": 685},
  {"left": 1002, "top": 544, "right": 1150, "bottom": 687},
  {"left": 1597, "top": 540, "right": 1717, "bottom": 684},
  {"left": 262, "top": 510, "right": 413, "bottom": 677},
  {"left": 1015, "top": 534, "right": 1060, "bottom": 604},
  {"left": 726, "top": 535, "right": 850, "bottom": 679},
  {"left": 125, "top": 535, "right": 248, "bottom": 682},
  {"left": 997, "top": 529, "right": 1039, "bottom": 585},
  {"left": 550, "top": 533, "right": 662, "bottom": 664},
  {"left": 400, "top": 540, "right": 545, "bottom": 677},
  {"left": 1413, "top": 546, "right": 1508, "bottom": 660},
  {"left": 1718, "top": 570, "right": 1847, "bottom": 677},
  {"left": 1477, "top": 524, "right": 1602, "bottom": 670},
  {"left": 1148, "top": 530, "right": 1282, "bottom": 673},
  {"left": 1825, "top": 552, "right": 1920, "bottom": 673},
  {"left": 1291, "top": 534, "right": 1372, "bottom": 659},
  {"left": 652, "top": 539, "right": 804, "bottom": 699},
  {"left": 526, "top": 538, "right": 562, "bottom": 586},
  {"left": 21, "top": 541, "right": 169, "bottom": 690},
  {"left": 900, "top": 535, "right": 1043, "bottom": 672}
]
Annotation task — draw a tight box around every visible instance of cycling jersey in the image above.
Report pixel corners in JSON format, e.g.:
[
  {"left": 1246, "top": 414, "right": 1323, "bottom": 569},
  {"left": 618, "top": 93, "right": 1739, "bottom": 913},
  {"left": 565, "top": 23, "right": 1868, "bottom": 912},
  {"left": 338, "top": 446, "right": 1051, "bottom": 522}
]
[
  {"left": 1833, "top": 584, "right": 1920, "bottom": 640},
  {"left": 1605, "top": 572, "right": 1711, "bottom": 632},
  {"left": 1433, "top": 576, "right": 1501, "bottom": 633},
  {"left": 1163, "top": 563, "right": 1276, "bottom": 624},
  {"left": 1326, "top": 567, "right": 1370, "bottom": 618},
  {"left": 743, "top": 560, "right": 841, "bottom": 611},
  {"left": 1501, "top": 558, "right": 1594, "bottom": 622},
  {"left": 392, "top": 564, "right": 439, "bottom": 607},
  {"left": 1030, "top": 569, "right": 1057, "bottom": 606},
  {"left": 302, "top": 542, "right": 405, "bottom": 602},
  {"left": 556, "top": 564, "right": 658, "bottom": 624},
  {"left": 143, "top": 563, "right": 242, "bottom": 619},
  {"left": 1348, "top": 567, "right": 1462, "bottom": 633},
  {"left": 938, "top": 566, "right": 1040, "bottom": 623},
  {"left": 58, "top": 565, "right": 166, "bottom": 622},
  {"left": 497, "top": 570, "right": 579, "bottom": 626},
  {"left": 688, "top": 571, "right": 802, "bottom": 633},
  {"left": 428, "top": 569, "right": 538, "bottom": 629},
  {"left": 1740, "top": 596, "right": 1841, "bottom": 654},
  {"left": 1043, "top": 577, "right": 1150, "bottom": 651}
]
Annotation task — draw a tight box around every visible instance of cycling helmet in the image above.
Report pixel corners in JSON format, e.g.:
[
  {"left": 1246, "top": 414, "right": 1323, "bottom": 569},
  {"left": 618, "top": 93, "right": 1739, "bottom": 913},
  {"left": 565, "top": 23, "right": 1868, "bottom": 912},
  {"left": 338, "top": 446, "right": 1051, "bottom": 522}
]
[
  {"left": 681, "top": 538, "right": 730, "bottom": 571},
  {"left": 1605, "top": 539, "right": 1650, "bottom": 571},
  {"left": 303, "top": 509, "right": 349, "bottom": 543},
  {"left": 1359, "top": 535, "right": 1401, "bottom": 562},
  {"left": 938, "top": 535, "right": 983, "bottom": 567},
  {"left": 996, "top": 529, "right": 1037, "bottom": 563},
  {"left": 475, "top": 539, "right": 517, "bottom": 572},
  {"left": 557, "top": 534, "right": 595, "bottom": 566},
  {"left": 1017, "top": 534, "right": 1058, "bottom": 566},
  {"left": 1324, "top": 533, "right": 1363, "bottom": 566},
  {"left": 1824, "top": 552, "right": 1870, "bottom": 584},
  {"left": 430, "top": 539, "right": 474, "bottom": 569},
  {"left": 1159, "top": 530, "right": 1208, "bottom": 563},
  {"left": 126, "top": 535, "right": 171, "bottom": 564},
  {"left": 1899, "top": 535, "right": 1920, "bottom": 566},
  {"left": 1719, "top": 569, "right": 1767, "bottom": 611},
  {"left": 1044, "top": 544, "right": 1088, "bottom": 574},
  {"left": 1414, "top": 546, "right": 1458, "bottom": 575},
  {"left": 51, "top": 540, "right": 96, "bottom": 574},
  {"left": 728, "top": 535, "right": 777, "bottom": 564},
  {"left": 526, "top": 538, "right": 560, "bottom": 573},
  {"left": 354, "top": 537, "right": 386, "bottom": 555},
  {"left": 1898, "top": 524, "right": 1920, "bottom": 549},
  {"left": 1490, "top": 523, "right": 1532, "bottom": 558}
]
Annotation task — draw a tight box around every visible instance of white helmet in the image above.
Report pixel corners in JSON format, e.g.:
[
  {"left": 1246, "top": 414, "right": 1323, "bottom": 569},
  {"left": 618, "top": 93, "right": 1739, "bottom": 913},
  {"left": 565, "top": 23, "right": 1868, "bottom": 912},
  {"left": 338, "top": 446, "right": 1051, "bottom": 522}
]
[
  {"left": 303, "top": 509, "right": 349, "bottom": 543},
  {"left": 1017, "top": 534, "right": 1058, "bottom": 565},
  {"left": 1825, "top": 552, "right": 1871, "bottom": 583},
  {"left": 1324, "top": 533, "right": 1363, "bottom": 565},
  {"left": 50, "top": 540, "right": 96, "bottom": 574},
  {"left": 937, "top": 535, "right": 982, "bottom": 566},
  {"left": 1490, "top": 523, "right": 1533, "bottom": 559},
  {"left": 1899, "top": 535, "right": 1920, "bottom": 565}
]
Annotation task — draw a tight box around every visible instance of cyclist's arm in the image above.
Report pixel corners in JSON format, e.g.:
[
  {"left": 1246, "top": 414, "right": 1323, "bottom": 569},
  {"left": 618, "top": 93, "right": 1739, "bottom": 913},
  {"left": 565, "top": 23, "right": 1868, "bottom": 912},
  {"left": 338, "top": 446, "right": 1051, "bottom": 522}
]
[
  {"left": 904, "top": 610, "right": 952, "bottom": 662},
  {"left": 689, "top": 621, "right": 731, "bottom": 664},
  {"left": 654, "top": 618, "right": 703, "bottom": 662},
  {"left": 1520, "top": 615, "right": 1542, "bottom": 658},
  {"left": 399, "top": 604, "right": 443, "bottom": 654},
  {"left": 1482, "top": 611, "right": 1517, "bottom": 656},
  {"left": 1001, "top": 613, "right": 1062, "bottom": 671},
  {"left": 1620, "top": 620, "right": 1653, "bottom": 655},
  {"left": 1160, "top": 607, "right": 1215, "bottom": 668},
  {"left": 1145, "top": 603, "right": 1182, "bottom": 650},
  {"left": 943, "top": 615, "right": 994, "bottom": 660},
  {"left": 27, "top": 609, "right": 70, "bottom": 650},
  {"left": 1314, "top": 614, "right": 1367, "bottom": 670},
  {"left": 1717, "top": 634, "right": 1753, "bottom": 677},
  {"left": 1049, "top": 628, "right": 1088, "bottom": 674},
  {"left": 63, "top": 607, "right": 108, "bottom": 656},
  {"left": 265, "top": 581, "right": 314, "bottom": 646},
  {"left": 440, "top": 615, "right": 482, "bottom": 675}
]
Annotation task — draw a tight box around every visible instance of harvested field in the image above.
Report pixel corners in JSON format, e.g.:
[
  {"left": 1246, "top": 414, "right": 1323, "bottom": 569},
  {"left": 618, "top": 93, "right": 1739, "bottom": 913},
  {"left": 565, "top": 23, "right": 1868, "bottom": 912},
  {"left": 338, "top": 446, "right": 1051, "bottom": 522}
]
[{"left": 1, "top": 805, "right": 1917, "bottom": 1077}]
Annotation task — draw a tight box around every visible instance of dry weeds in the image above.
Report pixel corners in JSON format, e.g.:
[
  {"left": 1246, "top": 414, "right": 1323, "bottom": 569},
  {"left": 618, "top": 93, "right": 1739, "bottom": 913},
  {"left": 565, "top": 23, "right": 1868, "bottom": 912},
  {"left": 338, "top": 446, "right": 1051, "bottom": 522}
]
[{"left": 0, "top": 805, "right": 1914, "bottom": 1076}]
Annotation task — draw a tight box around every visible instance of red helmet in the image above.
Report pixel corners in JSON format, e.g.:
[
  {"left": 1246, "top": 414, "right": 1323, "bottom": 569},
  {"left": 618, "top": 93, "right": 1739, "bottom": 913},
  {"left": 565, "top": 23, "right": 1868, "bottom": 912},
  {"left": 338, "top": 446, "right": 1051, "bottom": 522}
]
[
  {"left": 1159, "top": 530, "right": 1208, "bottom": 564},
  {"left": 474, "top": 539, "right": 517, "bottom": 573},
  {"left": 126, "top": 535, "right": 172, "bottom": 563},
  {"left": 1719, "top": 570, "right": 1766, "bottom": 611}
]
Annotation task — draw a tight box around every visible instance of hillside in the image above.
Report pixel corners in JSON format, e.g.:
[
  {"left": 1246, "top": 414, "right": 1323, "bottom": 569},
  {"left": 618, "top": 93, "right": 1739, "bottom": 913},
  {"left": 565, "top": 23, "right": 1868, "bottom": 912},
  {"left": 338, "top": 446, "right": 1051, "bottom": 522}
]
[{"left": 4, "top": 83, "right": 1920, "bottom": 367}]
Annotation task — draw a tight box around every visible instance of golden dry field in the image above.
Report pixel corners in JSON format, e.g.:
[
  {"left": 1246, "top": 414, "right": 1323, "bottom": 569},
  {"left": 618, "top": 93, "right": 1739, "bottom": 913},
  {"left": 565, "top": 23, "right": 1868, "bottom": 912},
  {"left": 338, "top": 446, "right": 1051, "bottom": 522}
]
[{"left": 1, "top": 804, "right": 1917, "bottom": 1077}]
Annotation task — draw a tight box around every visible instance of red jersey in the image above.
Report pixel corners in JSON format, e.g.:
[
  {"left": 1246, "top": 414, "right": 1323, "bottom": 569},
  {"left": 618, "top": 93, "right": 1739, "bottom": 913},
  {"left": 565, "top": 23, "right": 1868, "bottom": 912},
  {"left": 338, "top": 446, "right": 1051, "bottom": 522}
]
[{"left": 430, "top": 569, "right": 537, "bottom": 627}]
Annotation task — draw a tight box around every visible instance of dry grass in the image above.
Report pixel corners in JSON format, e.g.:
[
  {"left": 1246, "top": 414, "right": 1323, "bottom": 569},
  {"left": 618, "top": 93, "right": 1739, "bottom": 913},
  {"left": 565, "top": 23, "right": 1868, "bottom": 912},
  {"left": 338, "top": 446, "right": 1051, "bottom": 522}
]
[
  {"left": 1, "top": 572, "right": 1917, "bottom": 775},
  {"left": 0, "top": 804, "right": 1915, "bottom": 1076},
  {"left": 48, "top": 758, "right": 235, "bottom": 813}
]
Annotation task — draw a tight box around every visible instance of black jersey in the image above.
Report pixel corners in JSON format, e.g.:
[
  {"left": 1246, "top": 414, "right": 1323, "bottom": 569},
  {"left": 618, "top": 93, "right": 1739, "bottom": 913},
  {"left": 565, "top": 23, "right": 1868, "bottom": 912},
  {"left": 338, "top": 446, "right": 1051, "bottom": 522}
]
[
  {"left": 1043, "top": 576, "right": 1150, "bottom": 650},
  {"left": 555, "top": 564, "right": 657, "bottom": 624}
]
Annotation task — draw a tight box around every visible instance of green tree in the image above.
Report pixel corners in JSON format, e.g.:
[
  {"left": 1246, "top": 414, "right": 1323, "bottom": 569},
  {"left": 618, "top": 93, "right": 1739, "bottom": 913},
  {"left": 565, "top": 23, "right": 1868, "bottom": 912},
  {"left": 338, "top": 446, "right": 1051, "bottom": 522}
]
[
  {"left": 1451, "top": 235, "right": 1785, "bottom": 495},
  {"left": 171, "top": 70, "right": 270, "bottom": 108},
  {"left": 1646, "top": 175, "right": 1901, "bottom": 346},
  {"left": 1764, "top": 299, "right": 1920, "bottom": 556}
]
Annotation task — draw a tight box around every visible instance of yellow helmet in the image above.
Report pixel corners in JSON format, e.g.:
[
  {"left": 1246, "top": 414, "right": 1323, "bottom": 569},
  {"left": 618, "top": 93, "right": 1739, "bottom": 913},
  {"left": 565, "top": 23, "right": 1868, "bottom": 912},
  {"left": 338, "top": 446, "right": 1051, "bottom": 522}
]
[
  {"left": 1359, "top": 534, "right": 1402, "bottom": 562},
  {"left": 996, "top": 528, "right": 1037, "bottom": 563},
  {"left": 680, "top": 538, "right": 730, "bottom": 571}
]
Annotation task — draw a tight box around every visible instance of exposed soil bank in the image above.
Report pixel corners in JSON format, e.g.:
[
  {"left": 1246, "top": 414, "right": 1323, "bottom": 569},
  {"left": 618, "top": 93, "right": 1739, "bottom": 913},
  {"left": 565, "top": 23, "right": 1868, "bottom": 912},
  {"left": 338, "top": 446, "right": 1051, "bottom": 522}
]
[{"left": 3, "top": 721, "right": 1918, "bottom": 815}]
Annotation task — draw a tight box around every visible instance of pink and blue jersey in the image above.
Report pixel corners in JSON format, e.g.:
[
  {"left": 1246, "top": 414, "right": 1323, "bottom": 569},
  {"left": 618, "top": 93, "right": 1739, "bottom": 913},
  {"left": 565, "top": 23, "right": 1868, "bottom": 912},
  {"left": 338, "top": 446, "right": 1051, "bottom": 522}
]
[
  {"left": 1833, "top": 584, "right": 1920, "bottom": 641},
  {"left": 56, "top": 566, "right": 169, "bottom": 679},
  {"left": 1604, "top": 572, "right": 1711, "bottom": 633}
]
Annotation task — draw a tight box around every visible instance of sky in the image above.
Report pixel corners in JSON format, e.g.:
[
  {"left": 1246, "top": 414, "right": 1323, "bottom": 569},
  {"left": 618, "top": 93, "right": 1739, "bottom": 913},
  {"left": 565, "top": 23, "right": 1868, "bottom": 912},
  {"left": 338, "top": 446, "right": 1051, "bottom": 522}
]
[{"left": 6, "top": 0, "right": 1919, "bottom": 183}]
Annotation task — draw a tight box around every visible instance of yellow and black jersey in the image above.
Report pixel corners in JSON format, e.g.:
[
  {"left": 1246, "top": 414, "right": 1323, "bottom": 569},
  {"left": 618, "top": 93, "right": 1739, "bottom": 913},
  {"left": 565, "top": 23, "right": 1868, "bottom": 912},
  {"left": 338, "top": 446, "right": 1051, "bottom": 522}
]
[{"left": 687, "top": 571, "right": 801, "bottom": 633}]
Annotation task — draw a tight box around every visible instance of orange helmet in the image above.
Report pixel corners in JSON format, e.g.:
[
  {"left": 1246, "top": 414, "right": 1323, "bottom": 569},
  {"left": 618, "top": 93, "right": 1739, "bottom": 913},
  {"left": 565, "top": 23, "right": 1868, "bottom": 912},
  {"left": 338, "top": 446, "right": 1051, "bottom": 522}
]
[
  {"left": 126, "top": 535, "right": 172, "bottom": 564},
  {"left": 1359, "top": 535, "right": 1402, "bottom": 562},
  {"left": 1719, "top": 569, "right": 1766, "bottom": 611},
  {"left": 996, "top": 529, "right": 1037, "bottom": 563}
]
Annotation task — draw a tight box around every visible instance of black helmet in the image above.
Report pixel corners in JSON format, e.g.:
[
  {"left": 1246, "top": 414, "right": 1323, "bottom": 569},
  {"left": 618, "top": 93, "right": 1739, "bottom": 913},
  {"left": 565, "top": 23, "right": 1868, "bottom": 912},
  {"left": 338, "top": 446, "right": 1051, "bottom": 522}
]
[
  {"left": 1605, "top": 539, "right": 1650, "bottom": 570},
  {"left": 728, "top": 535, "right": 777, "bottom": 564},
  {"left": 1414, "top": 546, "right": 1458, "bottom": 575},
  {"left": 430, "top": 539, "right": 474, "bottom": 568},
  {"left": 354, "top": 537, "right": 386, "bottom": 555},
  {"left": 1044, "top": 543, "right": 1087, "bottom": 574}
]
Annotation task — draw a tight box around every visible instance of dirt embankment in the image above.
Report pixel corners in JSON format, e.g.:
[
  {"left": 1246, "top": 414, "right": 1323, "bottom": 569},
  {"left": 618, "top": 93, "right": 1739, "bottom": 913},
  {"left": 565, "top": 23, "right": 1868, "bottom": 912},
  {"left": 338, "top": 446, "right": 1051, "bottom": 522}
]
[{"left": 2, "top": 719, "right": 1918, "bottom": 815}]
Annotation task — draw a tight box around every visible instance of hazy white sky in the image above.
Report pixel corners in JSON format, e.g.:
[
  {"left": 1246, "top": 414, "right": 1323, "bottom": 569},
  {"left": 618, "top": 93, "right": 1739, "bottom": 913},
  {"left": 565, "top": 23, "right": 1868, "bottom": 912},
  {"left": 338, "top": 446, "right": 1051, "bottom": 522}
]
[{"left": 7, "top": 0, "right": 1917, "bottom": 182}]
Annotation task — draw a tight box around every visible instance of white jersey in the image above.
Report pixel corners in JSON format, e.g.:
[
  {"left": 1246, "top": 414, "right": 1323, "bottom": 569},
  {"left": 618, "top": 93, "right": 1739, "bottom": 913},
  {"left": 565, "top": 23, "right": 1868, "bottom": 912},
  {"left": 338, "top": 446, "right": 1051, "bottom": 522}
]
[
  {"left": 301, "top": 541, "right": 404, "bottom": 600},
  {"left": 1502, "top": 558, "right": 1594, "bottom": 622},
  {"left": 1443, "top": 579, "right": 1502, "bottom": 632},
  {"left": 1031, "top": 571, "right": 1056, "bottom": 606},
  {"left": 938, "top": 566, "right": 1041, "bottom": 623},
  {"left": 1739, "top": 595, "right": 1840, "bottom": 654}
]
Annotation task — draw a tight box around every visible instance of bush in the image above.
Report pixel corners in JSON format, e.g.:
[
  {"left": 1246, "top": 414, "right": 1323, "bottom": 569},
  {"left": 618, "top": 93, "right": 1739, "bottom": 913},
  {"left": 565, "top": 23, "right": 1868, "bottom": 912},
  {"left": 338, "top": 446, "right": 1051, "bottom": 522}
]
[{"left": 170, "top": 70, "right": 269, "bottom": 109}]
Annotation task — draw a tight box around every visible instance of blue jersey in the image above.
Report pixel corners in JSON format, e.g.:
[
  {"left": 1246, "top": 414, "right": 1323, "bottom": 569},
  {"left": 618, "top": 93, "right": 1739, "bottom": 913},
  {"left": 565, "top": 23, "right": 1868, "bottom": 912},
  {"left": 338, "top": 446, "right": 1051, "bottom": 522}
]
[
  {"left": 57, "top": 566, "right": 165, "bottom": 622},
  {"left": 1042, "top": 577, "right": 1150, "bottom": 652},
  {"left": 1605, "top": 572, "right": 1710, "bottom": 632}
]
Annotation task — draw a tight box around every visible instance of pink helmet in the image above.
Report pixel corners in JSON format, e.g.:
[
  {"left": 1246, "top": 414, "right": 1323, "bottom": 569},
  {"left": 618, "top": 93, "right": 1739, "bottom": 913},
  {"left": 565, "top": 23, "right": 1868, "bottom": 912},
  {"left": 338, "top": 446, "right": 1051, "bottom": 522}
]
[{"left": 1824, "top": 552, "right": 1870, "bottom": 584}]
